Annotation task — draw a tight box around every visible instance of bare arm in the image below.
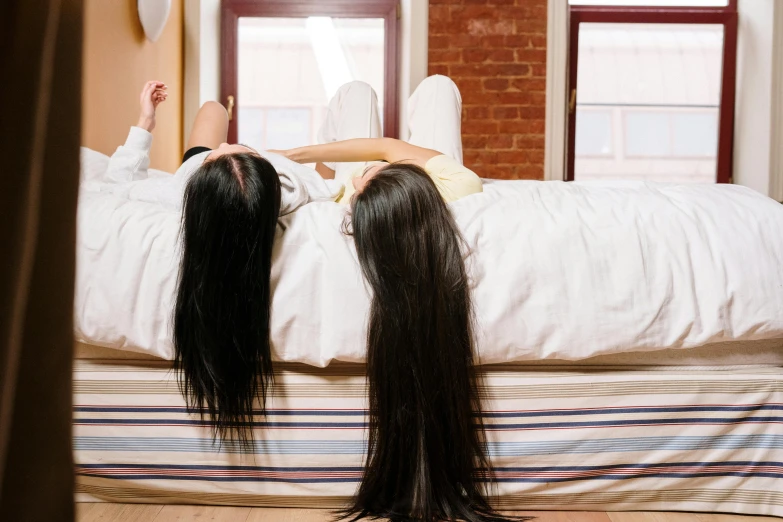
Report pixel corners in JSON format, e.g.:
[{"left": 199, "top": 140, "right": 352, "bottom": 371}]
[
  {"left": 104, "top": 81, "right": 167, "bottom": 184},
  {"left": 277, "top": 138, "right": 442, "bottom": 169},
  {"left": 186, "top": 101, "right": 229, "bottom": 150}
]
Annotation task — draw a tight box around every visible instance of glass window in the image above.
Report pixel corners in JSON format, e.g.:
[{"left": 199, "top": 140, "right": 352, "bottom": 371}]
[
  {"left": 624, "top": 112, "right": 671, "bottom": 157},
  {"left": 237, "top": 107, "right": 265, "bottom": 152},
  {"left": 574, "top": 22, "right": 723, "bottom": 182},
  {"left": 265, "top": 108, "right": 312, "bottom": 150},
  {"left": 569, "top": 0, "right": 728, "bottom": 6},
  {"left": 671, "top": 111, "right": 718, "bottom": 157},
  {"left": 237, "top": 17, "right": 385, "bottom": 150},
  {"left": 575, "top": 110, "right": 613, "bottom": 156}
]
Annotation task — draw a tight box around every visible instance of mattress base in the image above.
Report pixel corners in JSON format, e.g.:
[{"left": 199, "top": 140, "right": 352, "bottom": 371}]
[{"left": 74, "top": 359, "right": 783, "bottom": 516}]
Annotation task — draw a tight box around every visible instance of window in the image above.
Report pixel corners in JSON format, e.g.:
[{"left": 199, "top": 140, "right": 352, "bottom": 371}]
[
  {"left": 222, "top": 0, "right": 399, "bottom": 145},
  {"left": 623, "top": 110, "right": 718, "bottom": 158},
  {"left": 567, "top": 0, "right": 737, "bottom": 183}
]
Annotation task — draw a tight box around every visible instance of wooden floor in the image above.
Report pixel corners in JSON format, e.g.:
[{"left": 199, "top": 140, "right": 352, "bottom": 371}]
[{"left": 75, "top": 504, "right": 778, "bottom": 522}]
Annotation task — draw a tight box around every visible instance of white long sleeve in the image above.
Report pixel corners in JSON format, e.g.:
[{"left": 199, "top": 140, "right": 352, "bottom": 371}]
[{"left": 104, "top": 127, "right": 153, "bottom": 184}]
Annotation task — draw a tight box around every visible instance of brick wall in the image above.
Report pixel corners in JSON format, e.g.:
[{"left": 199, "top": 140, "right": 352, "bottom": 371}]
[{"left": 429, "top": 0, "right": 548, "bottom": 179}]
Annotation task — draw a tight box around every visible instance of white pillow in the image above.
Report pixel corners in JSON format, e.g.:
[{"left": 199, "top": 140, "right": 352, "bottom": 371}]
[{"left": 79, "top": 147, "right": 110, "bottom": 184}]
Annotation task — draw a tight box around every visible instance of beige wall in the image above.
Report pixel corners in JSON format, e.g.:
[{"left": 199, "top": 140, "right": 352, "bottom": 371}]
[{"left": 82, "top": 0, "right": 183, "bottom": 172}]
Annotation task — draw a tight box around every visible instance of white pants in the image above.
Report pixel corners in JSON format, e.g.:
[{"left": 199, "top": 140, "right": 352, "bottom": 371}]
[{"left": 318, "top": 75, "right": 464, "bottom": 183}]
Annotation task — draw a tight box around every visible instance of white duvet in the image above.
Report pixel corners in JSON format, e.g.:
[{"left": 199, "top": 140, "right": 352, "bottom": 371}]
[{"left": 75, "top": 151, "right": 783, "bottom": 365}]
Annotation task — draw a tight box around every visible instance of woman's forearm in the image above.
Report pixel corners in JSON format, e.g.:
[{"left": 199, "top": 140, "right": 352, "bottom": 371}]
[{"left": 287, "top": 138, "right": 392, "bottom": 164}]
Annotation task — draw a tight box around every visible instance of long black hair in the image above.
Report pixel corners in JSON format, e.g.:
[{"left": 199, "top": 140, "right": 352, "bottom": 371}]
[
  {"left": 342, "top": 164, "right": 513, "bottom": 522},
  {"left": 173, "top": 153, "right": 281, "bottom": 444}
]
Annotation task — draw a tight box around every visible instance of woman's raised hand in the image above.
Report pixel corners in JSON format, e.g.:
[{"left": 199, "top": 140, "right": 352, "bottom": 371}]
[{"left": 137, "top": 80, "right": 168, "bottom": 132}]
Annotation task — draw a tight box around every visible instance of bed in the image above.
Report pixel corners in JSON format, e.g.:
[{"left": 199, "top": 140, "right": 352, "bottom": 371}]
[{"left": 74, "top": 149, "right": 783, "bottom": 515}]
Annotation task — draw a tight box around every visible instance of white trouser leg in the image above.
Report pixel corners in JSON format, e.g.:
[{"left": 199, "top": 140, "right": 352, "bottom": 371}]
[
  {"left": 407, "top": 75, "right": 463, "bottom": 164},
  {"left": 318, "top": 81, "right": 382, "bottom": 183}
]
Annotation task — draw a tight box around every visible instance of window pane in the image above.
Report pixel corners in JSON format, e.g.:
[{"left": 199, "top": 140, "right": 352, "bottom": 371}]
[
  {"left": 574, "top": 23, "right": 723, "bottom": 183},
  {"left": 237, "top": 107, "right": 264, "bottom": 152},
  {"left": 575, "top": 111, "right": 613, "bottom": 156},
  {"left": 671, "top": 111, "right": 718, "bottom": 157},
  {"left": 237, "top": 17, "right": 385, "bottom": 149},
  {"left": 265, "top": 108, "right": 311, "bottom": 150},
  {"left": 625, "top": 112, "right": 670, "bottom": 157},
  {"left": 569, "top": 0, "right": 728, "bottom": 6}
]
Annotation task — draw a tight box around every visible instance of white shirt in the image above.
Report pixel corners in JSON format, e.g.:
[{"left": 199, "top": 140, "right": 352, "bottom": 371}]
[{"left": 92, "top": 126, "right": 342, "bottom": 214}]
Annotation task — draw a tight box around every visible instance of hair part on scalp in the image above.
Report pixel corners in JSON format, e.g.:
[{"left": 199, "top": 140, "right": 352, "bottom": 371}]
[
  {"left": 339, "top": 163, "right": 521, "bottom": 522},
  {"left": 173, "top": 152, "right": 281, "bottom": 446}
]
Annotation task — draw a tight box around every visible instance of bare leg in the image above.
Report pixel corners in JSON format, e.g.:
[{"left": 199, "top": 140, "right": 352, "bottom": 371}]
[
  {"left": 186, "top": 101, "right": 229, "bottom": 150},
  {"left": 318, "top": 81, "right": 383, "bottom": 183}
]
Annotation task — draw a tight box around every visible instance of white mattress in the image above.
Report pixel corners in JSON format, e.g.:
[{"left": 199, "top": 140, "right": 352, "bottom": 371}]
[{"left": 75, "top": 171, "right": 783, "bottom": 365}]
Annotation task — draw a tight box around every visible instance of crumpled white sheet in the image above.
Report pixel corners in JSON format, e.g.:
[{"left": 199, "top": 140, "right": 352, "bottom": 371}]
[{"left": 75, "top": 152, "right": 783, "bottom": 365}]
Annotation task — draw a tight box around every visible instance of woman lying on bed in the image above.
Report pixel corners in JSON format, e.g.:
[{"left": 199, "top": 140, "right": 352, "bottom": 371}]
[
  {"left": 100, "top": 81, "right": 339, "bottom": 452},
  {"left": 274, "top": 76, "right": 512, "bottom": 522}
]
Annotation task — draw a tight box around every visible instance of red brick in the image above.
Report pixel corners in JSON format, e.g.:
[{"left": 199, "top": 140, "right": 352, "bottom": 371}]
[
  {"left": 511, "top": 77, "right": 545, "bottom": 92},
  {"left": 429, "top": 35, "right": 452, "bottom": 49},
  {"left": 497, "top": 91, "right": 532, "bottom": 105},
  {"left": 487, "top": 134, "right": 514, "bottom": 149},
  {"left": 499, "top": 120, "right": 533, "bottom": 134},
  {"left": 456, "top": 78, "right": 483, "bottom": 95},
  {"left": 463, "top": 48, "right": 490, "bottom": 63},
  {"left": 531, "top": 63, "right": 547, "bottom": 77},
  {"left": 487, "top": 49, "right": 515, "bottom": 62},
  {"left": 428, "top": 64, "right": 450, "bottom": 76},
  {"left": 497, "top": 150, "right": 530, "bottom": 164},
  {"left": 465, "top": 120, "right": 500, "bottom": 134},
  {"left": 531, "top": 92, "right": 547, "bottom": 106},
  {"left": 464, "top": 150, "right": 498, "bottom": 165},
  {"left": 527, "top": 149, "right": 545, "bottom": 164},
  {"left": 492, "top": 106, "right": 519, "bottom": 119},
  {"left": 483, "top": 78, "right": 510, "bottom": 91},
  {"left": 463, "top": 134, "right": 488, "bottom": 149},
  {"left": 519, "top": 106, "right": 546, "bottom": 119},
  {"left": 452, "top": 5, "right": 498, "bottom": 20},
  {"left": 480, "top": 35, "right": 507, "bottom": 49},
  {"left": 530, "top": 119, "right": 546, "bottom": 134},
  {"left": 429, "top": 4, "right": 451, "bottom": 23},
  {"left": 465, "top": 105, "right": 490, "bottom": 119},
  {"left": 467, "top": 19, "right": 515, "bottom": 37},
  {"left": 462, "top": 91, "right": 500, "bottom": 105},
  {"left": 514, "top": 135, "right": 545, "bottom": 149},
  {"left": 515, "top": 49, "right": 547, "bottom": 63},
  {"left": 513, "top": 164, "right": 544, "bottom": 179},
  {"left": 430, "top": 49, "right": 463, "bottom": 64}
]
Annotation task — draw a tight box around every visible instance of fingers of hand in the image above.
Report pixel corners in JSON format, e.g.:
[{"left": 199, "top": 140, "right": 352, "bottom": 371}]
[
  {"left": 153, "top": 88, "right": 168, "bottom": 104},
  {"left": 142, "top": 81, "right": 167, "bottom": 100}
]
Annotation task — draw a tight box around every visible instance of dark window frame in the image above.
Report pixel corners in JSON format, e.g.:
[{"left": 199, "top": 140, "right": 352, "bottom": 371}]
[
  {"left": 221, "top": 0, "right": 400, "bottom": 143},
  {"left": 566, "top": 0, "right": 738, "bottom": 183}
]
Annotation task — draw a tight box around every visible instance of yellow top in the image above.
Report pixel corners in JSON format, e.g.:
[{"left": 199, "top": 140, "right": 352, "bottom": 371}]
[{"left": 336, "top": 154, "right": 483, "bottom": 204}]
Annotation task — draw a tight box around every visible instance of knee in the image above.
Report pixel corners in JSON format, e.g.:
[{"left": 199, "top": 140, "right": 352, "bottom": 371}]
[
  {"left": 420, "top": 74, "right": 460, "bottom": 94},
  {"left": 199, "top": 100, "right": 228, "bottom": 118},
  {"left": 335, "top": 80, "right": 378, "bottom": 102}
]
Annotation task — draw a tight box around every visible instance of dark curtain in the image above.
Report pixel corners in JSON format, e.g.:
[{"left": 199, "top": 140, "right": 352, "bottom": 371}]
[{"left": 0, "top": 0, "right": 83, "bottom": 521}]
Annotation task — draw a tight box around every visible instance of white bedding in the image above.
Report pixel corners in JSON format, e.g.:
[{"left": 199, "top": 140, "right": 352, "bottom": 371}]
[{"left": 75, "top": 151, "right": 783, "bottom": 365}]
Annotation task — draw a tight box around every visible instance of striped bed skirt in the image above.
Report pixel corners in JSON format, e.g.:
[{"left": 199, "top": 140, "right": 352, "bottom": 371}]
[{"left": 73, "top": 359, "right": 783, "bottom": 516}]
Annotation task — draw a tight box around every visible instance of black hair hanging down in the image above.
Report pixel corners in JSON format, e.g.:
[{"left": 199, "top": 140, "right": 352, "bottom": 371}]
[
  {"left": 173, "top": 153, "right": 281, "bottom": 445},
  {"left": 342, "top": 164, "right": 520, "bottom": 522}
]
